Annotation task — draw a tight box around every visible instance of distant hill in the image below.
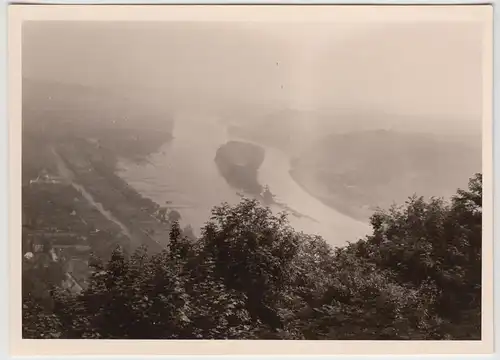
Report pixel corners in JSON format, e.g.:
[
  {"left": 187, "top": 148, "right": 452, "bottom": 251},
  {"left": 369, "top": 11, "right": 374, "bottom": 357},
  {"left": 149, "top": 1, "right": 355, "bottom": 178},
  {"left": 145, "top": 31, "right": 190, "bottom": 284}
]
[
  {"left": 289, "top": 130, "right": 481, "bottom": 221},
  {"left": 22, "top": 79, "right": 175, "bottom": 178},
  {"left": 227, "top": 108, "right": 481, "bottom": 157},
  {"left": 22, "top": 78, "right": 174, "bottom": 137}
]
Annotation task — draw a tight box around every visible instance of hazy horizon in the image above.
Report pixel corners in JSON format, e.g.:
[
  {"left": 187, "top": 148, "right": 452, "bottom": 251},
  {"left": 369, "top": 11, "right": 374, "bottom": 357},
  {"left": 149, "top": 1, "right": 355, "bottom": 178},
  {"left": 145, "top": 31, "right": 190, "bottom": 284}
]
[{"left": 23, "top": 21, "right": 483, "bottom": 136}]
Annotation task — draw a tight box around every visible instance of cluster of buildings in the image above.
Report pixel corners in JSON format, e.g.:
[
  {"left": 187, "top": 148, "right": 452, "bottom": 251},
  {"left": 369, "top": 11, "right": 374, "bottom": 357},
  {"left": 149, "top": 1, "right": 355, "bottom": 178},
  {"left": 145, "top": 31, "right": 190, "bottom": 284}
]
[{"left": 23, "top": 169, "right": 92, "bottom": 294}]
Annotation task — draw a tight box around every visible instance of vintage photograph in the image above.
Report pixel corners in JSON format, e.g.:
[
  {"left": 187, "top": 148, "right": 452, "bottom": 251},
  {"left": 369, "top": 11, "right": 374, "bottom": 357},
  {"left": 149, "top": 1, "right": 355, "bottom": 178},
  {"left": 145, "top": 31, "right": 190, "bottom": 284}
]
[{"left": 14, "top": 4, "right": 492, "bottom": 349}]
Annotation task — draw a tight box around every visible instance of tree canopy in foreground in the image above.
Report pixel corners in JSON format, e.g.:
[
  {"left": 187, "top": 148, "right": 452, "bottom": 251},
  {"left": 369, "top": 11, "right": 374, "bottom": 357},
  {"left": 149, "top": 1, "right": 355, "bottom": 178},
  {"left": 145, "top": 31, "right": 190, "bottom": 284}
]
[{"left": 23, "top": 174, "right": 482, "bottom": 340}]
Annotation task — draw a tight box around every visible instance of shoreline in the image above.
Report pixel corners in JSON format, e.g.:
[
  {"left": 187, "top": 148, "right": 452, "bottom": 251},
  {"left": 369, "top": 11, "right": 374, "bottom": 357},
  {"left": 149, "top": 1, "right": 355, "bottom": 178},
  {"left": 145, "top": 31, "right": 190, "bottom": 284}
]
[
  {"left": 55, "top": 137, "right": 174, "bottom": 253},
  {"left": 214, "top": 139, "right": 319, "bottom": 222},
  {"left": 223, "top": 135, "right": 372, "bottom": 225},
  {"left": 287, "top": 167, "right": 373, "bottom": 224}
]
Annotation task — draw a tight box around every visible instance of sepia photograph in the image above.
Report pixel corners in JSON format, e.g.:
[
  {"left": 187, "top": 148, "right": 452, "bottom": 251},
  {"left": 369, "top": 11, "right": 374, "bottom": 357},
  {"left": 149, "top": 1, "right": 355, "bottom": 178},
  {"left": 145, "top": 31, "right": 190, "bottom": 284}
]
[{"left": 9, "top": 3, "right": 494, "bottom": 356}]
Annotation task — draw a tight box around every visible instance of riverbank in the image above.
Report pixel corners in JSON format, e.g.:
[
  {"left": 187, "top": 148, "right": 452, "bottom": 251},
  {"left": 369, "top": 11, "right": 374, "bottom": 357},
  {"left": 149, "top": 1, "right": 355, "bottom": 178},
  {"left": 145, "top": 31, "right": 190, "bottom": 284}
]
[
  {"left": 289, "top": 167, "right": 374, "bottom": 222},
  {"left": 227, "top": 134, "right": 370, "bottom": 219},
  {"left": 22, "top": 129, "right": 176, "bottom": 302},
  {"left": 227, "top": 133, "right": 374, "bottom": 223},
  {"left": 54, "top": 138, "right": 172, "bottom": 252}
]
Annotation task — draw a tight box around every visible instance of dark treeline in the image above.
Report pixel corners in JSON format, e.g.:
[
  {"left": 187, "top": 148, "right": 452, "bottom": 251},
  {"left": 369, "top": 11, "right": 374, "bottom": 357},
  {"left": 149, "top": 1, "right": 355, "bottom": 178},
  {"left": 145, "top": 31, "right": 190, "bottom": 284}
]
[{"left": 22, "top": 174, "right": 482, "bottom": 340}]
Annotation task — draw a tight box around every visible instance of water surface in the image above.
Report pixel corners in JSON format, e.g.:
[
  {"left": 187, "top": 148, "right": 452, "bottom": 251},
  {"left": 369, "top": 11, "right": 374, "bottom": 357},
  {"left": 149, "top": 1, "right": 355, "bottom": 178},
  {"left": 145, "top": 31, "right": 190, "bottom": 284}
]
[{"left": 117, "top": 113, "right": 370, "bottom": 247}]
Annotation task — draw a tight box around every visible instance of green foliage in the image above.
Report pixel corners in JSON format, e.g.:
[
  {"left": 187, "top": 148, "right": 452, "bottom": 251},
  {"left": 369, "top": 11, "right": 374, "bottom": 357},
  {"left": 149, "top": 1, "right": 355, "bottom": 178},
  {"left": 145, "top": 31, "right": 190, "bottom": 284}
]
[{"left": 22, "top": 174, "right": 482, "bottom": 340}]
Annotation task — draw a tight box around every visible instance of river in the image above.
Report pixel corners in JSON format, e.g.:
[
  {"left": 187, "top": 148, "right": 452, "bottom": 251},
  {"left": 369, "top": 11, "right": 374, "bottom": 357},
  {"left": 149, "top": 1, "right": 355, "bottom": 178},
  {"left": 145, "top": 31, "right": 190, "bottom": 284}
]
[{"left": 116, "top": 112, "right": 370, "bottom": 247}]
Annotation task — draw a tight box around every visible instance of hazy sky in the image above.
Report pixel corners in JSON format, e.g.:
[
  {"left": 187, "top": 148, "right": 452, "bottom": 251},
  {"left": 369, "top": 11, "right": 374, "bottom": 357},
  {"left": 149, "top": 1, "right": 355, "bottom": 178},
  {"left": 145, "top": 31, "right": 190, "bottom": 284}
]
[{"left": 23, "top": 20, "right": 484, "bottom": 125}]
